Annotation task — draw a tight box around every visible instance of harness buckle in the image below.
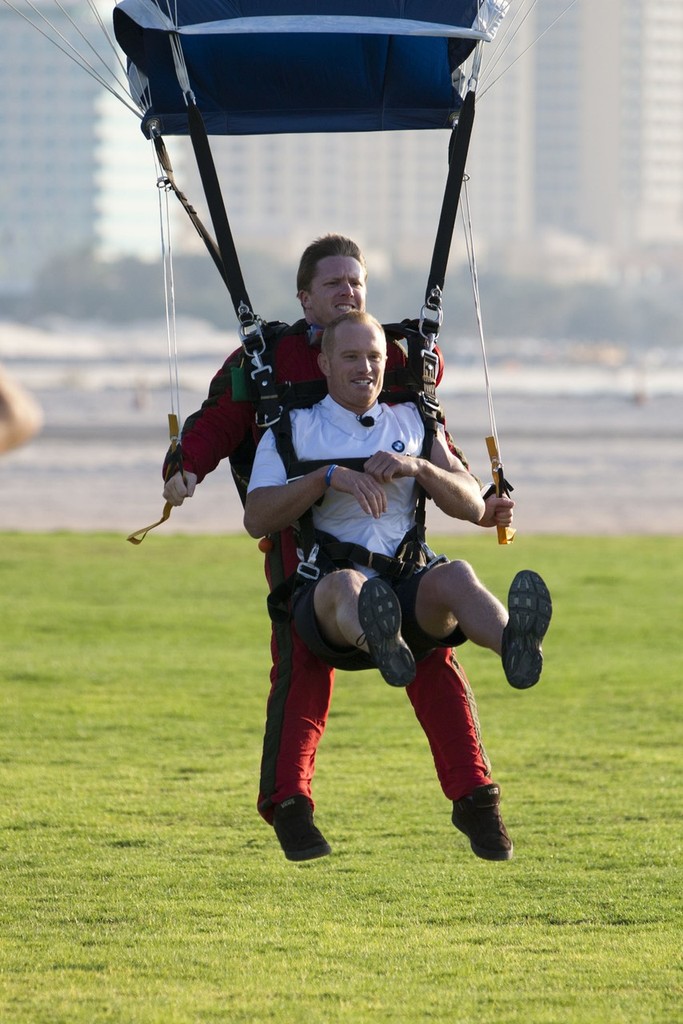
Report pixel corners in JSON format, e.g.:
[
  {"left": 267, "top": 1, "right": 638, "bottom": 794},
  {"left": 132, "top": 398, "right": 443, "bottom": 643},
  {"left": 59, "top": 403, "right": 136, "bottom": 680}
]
[
  {"left": 250, "top": 362, "right": 276, "bottom": 388},
  {"left": 417, "top": 346, "right": 440, "bottom": 417},
  {"left": 425, "top": 553, "right": 449, "bottom": 570},
  {"left": 420, "top": 348, "right": 439, "bottom": 380},
  {"left": 256, "top": 405, "right": 283, "bottom": 429},
  {"left": 420, "top": 389, "right": 442, "bottom": 416},
  {"left": 296, "top": 543, "right": 321, "bottom": 583}
]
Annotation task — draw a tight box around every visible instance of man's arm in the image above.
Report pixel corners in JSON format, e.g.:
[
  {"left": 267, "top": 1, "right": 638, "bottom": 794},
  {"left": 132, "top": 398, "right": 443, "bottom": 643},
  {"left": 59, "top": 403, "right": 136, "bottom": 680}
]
[
  {"left": 364, "top": 429, "right": 514, "bottom": 529},
  {"left": 362, "top": 430, "right": 485, "bottom": 524},
  {"left": 244, "top": 463, "right": 392, "bottom": 538},
  {"left": 162, "top": 348, "right": 255, "bottom": 505},
  {"left": 425, "top": 438, "right": 515, "bottom": 529},
  {"left": 244, "top": 467, "right": 328, "bottom": 537}
]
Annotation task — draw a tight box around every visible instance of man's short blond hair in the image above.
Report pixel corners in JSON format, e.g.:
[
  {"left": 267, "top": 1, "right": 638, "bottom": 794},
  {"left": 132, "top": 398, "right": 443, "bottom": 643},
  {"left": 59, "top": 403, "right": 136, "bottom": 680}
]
[{"left": 320, "top": 310, "right": 385, "bottom": 357}]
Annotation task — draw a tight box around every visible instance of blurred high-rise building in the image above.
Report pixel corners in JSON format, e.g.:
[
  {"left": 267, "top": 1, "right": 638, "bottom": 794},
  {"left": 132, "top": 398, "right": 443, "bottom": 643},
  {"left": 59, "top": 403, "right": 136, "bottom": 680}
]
[
  {"left": 468, "top": 0, "right": 683, "bottom": 275},
  {"left": 1, "top": 0, "right": 682, "bottom": 294},
  {"left": 0, "top": 1, "right": 183, "bottom": 294},
  {"left": 0, "top": 4, "right": 99, "bottom": 293}
]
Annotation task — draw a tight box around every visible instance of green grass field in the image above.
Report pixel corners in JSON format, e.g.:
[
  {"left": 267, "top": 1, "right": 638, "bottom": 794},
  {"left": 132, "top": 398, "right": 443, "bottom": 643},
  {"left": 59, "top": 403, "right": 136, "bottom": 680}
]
[{"left": 1, "top": 532, "right": 681, "bottom": 1023}]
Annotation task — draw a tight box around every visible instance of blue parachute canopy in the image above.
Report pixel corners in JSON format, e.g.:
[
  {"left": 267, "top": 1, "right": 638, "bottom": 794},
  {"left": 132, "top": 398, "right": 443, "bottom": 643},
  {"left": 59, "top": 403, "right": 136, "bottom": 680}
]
[{"left": 113, "top": 1, "right": 508, "bottom": 137}]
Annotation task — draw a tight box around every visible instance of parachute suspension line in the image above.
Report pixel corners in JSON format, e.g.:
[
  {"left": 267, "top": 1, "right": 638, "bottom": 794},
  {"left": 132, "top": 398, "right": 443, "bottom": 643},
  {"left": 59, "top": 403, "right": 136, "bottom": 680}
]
[
  {"left": 153, "top": 136, "right": 182, "bottom": 435},
  {"left": 0, "top": 0, "right": 143, "bottom": 118},
  {"left": 461, "top": 176, "right": 515, "bottom": 545},
  {"left": 82, "top": 0, "right": 132, "bottom": 87},
  {"left": 168, "top": 31, "right": 194, "bottom": 104},
  {"left": 461, "top": 177, "right": 497, "bottom": 453},
  {"left": 124, "top": 134, "right": 182, "bottom": 546},
  {"left": 154, "top": 0, "right": 180, "bottom": 26},
  {"left": 479, "top": 0, "right": 580, "bottom": 100},
  {"left": 477, "top": 0, "right": 538, "bottom": 95},
  {"left": 467, "top": 34, "right": 485, "bottom": 92},
  {"left": 83, "top": 0, "right": 151, "bottom": 115}
]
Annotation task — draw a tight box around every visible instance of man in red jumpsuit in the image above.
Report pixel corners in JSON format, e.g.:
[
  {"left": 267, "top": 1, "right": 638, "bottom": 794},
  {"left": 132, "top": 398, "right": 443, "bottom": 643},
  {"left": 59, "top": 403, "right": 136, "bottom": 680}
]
[{"left": 163, "top": 234, "right": 516, "bottom": 862}]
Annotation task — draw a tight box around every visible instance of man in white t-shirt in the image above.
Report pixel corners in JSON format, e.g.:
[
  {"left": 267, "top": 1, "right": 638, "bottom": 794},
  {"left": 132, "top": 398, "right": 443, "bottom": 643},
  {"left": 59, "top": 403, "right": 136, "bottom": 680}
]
[{"left": 245, "top": 312, "right": 552, "bottom": 832}]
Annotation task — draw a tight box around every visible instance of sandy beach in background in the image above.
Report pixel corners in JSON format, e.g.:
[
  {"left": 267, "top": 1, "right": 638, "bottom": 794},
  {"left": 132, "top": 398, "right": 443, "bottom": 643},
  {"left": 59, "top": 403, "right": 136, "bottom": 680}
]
[
  {"left": 1, "top": 385, "right": 681, "bottom": 536},
  {"left": 2, "top": 316, "right": 682, "bottom": 535}
]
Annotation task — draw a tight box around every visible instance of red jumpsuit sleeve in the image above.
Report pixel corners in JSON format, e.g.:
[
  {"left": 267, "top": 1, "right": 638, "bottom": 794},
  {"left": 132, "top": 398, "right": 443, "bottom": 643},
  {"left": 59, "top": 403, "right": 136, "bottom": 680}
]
[{"left": 163, "top": 347, "right": 256, "bottom": 484}]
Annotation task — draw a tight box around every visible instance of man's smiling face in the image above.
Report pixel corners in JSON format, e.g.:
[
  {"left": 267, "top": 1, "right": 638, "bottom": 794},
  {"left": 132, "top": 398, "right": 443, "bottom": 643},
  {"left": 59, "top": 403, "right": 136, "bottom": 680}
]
[
  {"left": 318, "top": 316, "right": 386, "bottom": 415},
  {"left": 298, "top": 255, "right": 367, "bottom": 327}
]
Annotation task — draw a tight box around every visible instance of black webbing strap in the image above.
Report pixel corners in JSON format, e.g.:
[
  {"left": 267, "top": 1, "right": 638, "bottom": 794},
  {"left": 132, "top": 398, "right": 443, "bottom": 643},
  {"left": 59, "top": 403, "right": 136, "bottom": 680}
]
[
  {"left": 183, "top": 101, "right": 282, "bottom": 421},
  {"left": 152, "top": 135, "right": 229, "bottom": 292},
  {"left": 383, "top": 320, "right": 439, "bottom": 406},
  {"left": 186, "top": 99, "right": 253, "bottom": 317},
  {"left": 424, "top": 89, "right": 476, "bottom": 305},
  {"left": 321, "top": 539, "right": 420, "bottom": 581},
  {"left": 266, "top": 523, "right": 430, "bottom": 624}
]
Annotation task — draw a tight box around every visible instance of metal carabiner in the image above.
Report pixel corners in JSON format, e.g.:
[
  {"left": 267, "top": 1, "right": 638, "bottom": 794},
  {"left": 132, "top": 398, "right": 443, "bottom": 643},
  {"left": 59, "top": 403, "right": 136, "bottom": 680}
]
[{"left": 419, "top": 287, "right": 443, "bottom": 348}]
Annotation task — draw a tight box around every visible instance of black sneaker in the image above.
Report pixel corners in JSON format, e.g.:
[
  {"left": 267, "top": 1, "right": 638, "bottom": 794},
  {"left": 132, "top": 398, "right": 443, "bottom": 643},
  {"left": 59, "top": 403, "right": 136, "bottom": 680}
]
[
  {"left": 357, "top": 577, "right": 416, "bottom": 687},
  {"left": 273, "top": 795, "right": 331, "bottom": 862},
  {"left": 452, "top": 783, "right": 514, "bottom": 861},
  {"left": 502, "top": 569, "right": 552, "bottom": 689}
]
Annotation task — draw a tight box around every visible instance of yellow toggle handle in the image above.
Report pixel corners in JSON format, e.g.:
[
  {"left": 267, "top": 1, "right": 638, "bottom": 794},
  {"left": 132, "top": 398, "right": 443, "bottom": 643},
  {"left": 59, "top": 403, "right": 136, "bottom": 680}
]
[
  {"left": 126, "top": 414, "right": 180, "bottom": 545},
  {"left": 485, "top": 435, "right": 516, "bottom": 546},
  {"left": 126, "top": 502, "right": 173, "bottom": 546}
]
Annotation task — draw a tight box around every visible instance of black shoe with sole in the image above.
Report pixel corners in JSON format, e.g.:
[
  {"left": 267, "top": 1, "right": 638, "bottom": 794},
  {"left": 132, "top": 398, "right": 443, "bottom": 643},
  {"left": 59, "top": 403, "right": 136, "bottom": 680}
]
[
  {"left": 502, "top": 569, "right": 552, "bottom": 690},
  {"left": 358, "top": 577, "right": 416, "bottom": 687},
  {"left": 452, "top": 783, "right": 514, "bottom": 861},
  {"left": 273, "top": 795, "right": 331, "bottom": 862}
]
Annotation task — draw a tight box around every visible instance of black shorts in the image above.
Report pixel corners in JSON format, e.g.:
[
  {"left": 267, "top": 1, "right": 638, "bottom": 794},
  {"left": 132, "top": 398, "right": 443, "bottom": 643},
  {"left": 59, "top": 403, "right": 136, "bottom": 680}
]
[{"left": 291, "top": 567, "right": 468, "bottom": 671}]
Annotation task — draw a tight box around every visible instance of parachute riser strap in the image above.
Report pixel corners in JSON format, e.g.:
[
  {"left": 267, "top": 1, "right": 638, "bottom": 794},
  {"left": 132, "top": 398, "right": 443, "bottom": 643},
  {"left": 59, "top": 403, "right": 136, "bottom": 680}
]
[
  {"left": 485, "top": 435, "right": 516, "bottom": 546},
  {"left": 127, "top": 414, "right": 181, "bottom": 544},
  {"left": 424, "top": 88, "right": 476, "bottom": 306},
  {"left": 185, "top": 97, "right": 253, "bottom": 318}
]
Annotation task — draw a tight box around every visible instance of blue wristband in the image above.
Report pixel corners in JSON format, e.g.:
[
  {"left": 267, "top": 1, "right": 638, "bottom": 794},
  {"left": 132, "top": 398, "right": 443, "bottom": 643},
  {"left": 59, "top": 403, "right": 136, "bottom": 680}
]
[{"left": 325, "top": 464, "right": 338, "bottom": 488}]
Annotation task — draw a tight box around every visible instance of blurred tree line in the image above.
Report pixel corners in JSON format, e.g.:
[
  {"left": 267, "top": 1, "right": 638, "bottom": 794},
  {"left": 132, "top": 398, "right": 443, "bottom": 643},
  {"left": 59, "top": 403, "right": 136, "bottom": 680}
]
[{"left": 5, "top": 246, "right": 682, "bottom": 349}]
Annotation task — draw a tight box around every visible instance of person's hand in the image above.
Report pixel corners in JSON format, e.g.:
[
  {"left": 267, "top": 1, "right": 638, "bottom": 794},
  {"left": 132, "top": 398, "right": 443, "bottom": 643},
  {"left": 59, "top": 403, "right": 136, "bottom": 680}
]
[
  {"left": 478, "top": 494, "right": 514, "bottom": 529},
  {"left": 363, "top": 450, "right": 418, "bottom": 482},
  {"left": 163, "top": 471, "right": 197, "bottom": 506},
  {"left": 329, "top": 465, "right": 387, "bottom": 518}
]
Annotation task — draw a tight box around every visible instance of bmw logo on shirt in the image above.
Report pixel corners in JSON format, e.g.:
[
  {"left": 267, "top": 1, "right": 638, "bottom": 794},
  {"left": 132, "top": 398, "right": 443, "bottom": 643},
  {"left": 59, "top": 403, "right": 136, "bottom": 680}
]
[{"left": 392, "top": 440, "right": 406, "bottom": 452}]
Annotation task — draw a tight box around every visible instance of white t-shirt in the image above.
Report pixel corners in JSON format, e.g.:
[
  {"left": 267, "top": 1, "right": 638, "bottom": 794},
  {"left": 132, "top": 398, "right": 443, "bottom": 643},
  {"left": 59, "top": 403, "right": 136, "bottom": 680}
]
[{"left": 248, "top": 394, "right": 428, "bottom": 564}]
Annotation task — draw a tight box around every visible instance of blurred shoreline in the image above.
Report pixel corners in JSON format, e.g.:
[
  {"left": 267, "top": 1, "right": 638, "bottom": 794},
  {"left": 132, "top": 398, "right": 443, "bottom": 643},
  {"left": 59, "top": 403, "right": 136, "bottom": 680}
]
[{"left": 1, "top": 319, "right": 682, "bottom": 535}]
